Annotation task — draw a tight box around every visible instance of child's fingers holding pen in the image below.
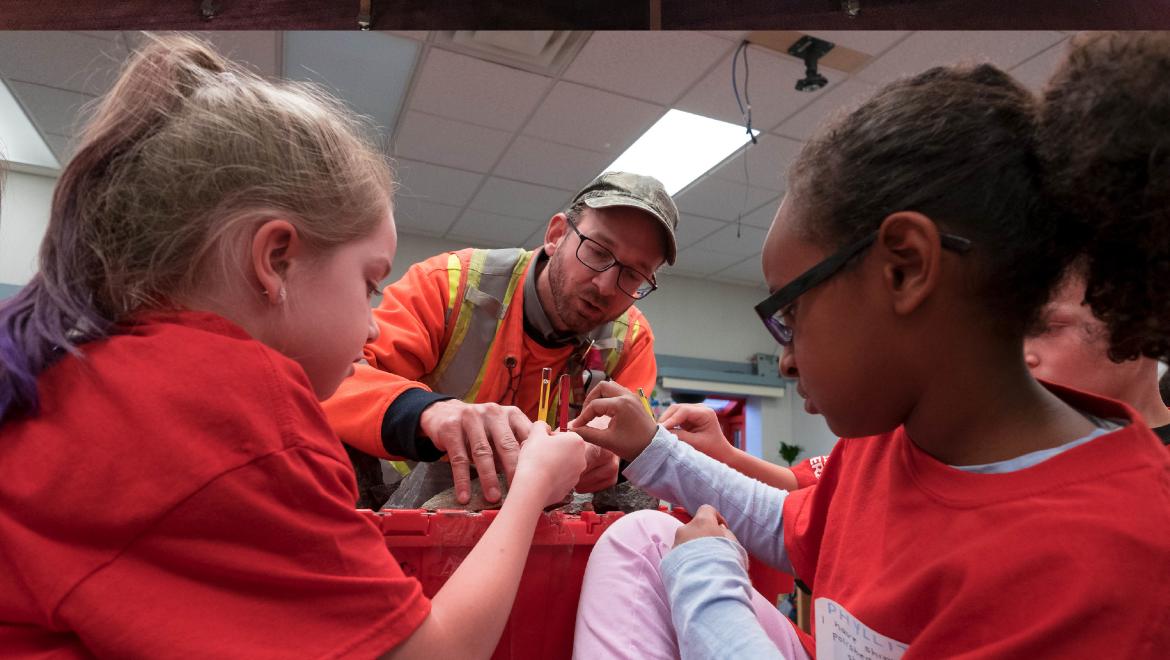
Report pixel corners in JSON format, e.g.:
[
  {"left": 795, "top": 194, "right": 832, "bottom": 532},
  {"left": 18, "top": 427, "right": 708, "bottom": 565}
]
[{"left": 570, "top": 382, "right": 658, "bottom": 461}]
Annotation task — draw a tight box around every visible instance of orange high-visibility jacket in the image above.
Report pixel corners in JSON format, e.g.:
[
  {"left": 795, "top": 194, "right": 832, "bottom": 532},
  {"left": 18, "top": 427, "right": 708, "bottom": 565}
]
[{"left": 322, "top": 248, "right": 658, "bottom": 459}]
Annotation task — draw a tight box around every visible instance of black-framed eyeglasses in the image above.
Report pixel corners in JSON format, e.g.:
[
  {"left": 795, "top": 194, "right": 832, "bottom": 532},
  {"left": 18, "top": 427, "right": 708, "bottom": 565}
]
[
  {"left": 564, "top": 216, "right": 658, "bottom": 300},
  {"left": 754, "top": 230, "right": 973, "bottom": 346}
]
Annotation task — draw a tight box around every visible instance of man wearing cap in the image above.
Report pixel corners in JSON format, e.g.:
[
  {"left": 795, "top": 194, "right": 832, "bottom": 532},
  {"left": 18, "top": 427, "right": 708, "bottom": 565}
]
[{"left": 323, "top": 171, "right": 679, "bottom": 509}]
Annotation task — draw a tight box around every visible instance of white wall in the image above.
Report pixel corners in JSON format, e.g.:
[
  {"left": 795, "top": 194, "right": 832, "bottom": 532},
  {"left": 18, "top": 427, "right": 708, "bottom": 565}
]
[
  {"left": 786, "top": 390, "right": 839, "bottom": 463},
  {"left": 0, "top": 169, "right": 55, "bottom": 286},
  {"left": 637, "top": 273, "right": 778, "bottom": 363}
]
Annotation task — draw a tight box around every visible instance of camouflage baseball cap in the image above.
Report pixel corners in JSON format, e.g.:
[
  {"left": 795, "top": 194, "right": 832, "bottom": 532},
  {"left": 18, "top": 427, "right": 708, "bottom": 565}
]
[{"left": 570, "top": 171, "right": 680, "bottom": 265}]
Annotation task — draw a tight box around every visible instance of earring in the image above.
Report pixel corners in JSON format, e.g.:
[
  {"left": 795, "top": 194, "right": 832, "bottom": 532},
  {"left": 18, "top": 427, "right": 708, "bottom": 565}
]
[{"left": 260, "top": 286, "right": 287, "bottom": 304}]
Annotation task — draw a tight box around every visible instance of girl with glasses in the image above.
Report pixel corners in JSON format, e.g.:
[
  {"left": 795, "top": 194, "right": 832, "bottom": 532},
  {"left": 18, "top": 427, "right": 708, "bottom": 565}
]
[{"left": 569, "top": 39, "right": 1170, "bottom": 659}]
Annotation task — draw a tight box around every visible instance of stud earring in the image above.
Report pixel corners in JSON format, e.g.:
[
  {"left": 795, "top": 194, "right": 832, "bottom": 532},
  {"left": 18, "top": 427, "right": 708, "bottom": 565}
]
[{"left": 261, "top": 286, "right": 287, "bottom": 304}]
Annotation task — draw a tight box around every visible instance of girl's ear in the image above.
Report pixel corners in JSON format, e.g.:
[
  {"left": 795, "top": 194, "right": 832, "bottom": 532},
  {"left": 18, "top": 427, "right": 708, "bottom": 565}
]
[
  {"left": 544, "top": 213, "right": 571, "bottom": 256},
  {"left": 875, "top": 211, "right": 942, "bottom": 316},
  {"left": 251, "top": 219, "right": 302, "bottom": 304}
]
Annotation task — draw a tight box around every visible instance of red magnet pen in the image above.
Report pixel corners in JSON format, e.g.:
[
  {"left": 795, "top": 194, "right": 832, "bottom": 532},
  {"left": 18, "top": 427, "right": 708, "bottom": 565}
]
[{"left": 557, "top": 373, "right": 570, "bottom": 431}]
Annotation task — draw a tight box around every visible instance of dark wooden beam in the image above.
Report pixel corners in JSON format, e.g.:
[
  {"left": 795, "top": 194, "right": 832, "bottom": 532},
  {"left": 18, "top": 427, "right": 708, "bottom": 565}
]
[
  {"left": 661, "top": 0, "right": 1170, "bottom": 30},
  {"left": 0, "top": 0, "right": 651, "bottom": 29}
]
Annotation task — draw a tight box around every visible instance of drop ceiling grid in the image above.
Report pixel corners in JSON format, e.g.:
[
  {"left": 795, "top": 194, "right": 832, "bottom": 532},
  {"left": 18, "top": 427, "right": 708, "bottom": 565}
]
[
  {"left": 393, "top": 31, "right": 746, "bottom": 245},
  {"left": 0, "top": 31, "right": 134, "bottom": 163},
  {"left": 852, "top": 31, "right": 1068, "bottom": 87},
  {"left": 391, "top": 30, "right": 867, "bottom": 252},
  {"left": 712, "top": 252, "right": 769, "bottom": 288}
]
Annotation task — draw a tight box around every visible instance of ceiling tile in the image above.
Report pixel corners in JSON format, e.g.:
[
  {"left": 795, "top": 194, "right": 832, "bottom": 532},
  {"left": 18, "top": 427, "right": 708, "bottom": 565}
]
[
  {"left": 805, "top": 31, "right": 909, "bottom": 56},
  {"left": 394, "top": 111, "right": 512, "bottom": 172},
  {"left": 855, "top": 31, "right": 1067, "bottom": 87},
  {"left": 409, "top": 48, "right": 551, "bottom": 132},
  {"left": 691, "top": 223, "right": 768, "bottom": 257},
  {"left": 563, "top": 32, "right": 730, "bottom": 105},
  {"left": 468, "top": 177, "right": 573, "bottom": 221},
  {"left": 676, "top": 46, "right": 834, "bottom": 133},
  {"left": 737, "top": 200, "right": 781, "bottom": 229},
  {"left": 75, "top": 31, "right": 122, "bottom": 42},
  {"left": 710, "top": 276, "right": 767, "bottom": 289},
  {"left": 447, "top": 209, "right": 546, "bottom": 247},
  {"left": 390, "top": 31, "right": 430, "bottom": 41},
  {"left": 200, "top": 31, "right": 281, "bottom": 77},
  {"left": 709, "top": 134, "right": 802, "bottom": 191},
  {"left": 669, "top": 248, "right": 746, "bottom": 276},
  {"left": 523, "top": 81, "right": 664, "bottom": 155},
  {"left": 674, "top": 177, "right": 779, "bottom": 222},
  {"left": 675, "top": 214, "right": 727, "bottom": 251},
  {"left": 7, "top": 81, "right": 93, "bottom": 138},
  {"left": 284, "top": 32, "right": 418, "bottom": 138},
  {"left": 494, "top": 135, "right": 613, "bottom": 190},
  {"left": 40, "top": 133, "right": 75, "bottom": 164},
  {"left": 393, "top": 159, "right": 483, "bottom": 207},
  {"left": 522, "top": 228, "right": 548, "bottom": 250},
  {"left": 705, "top": 31, "right": 749, "bottom": 42},
  {"left": 712, "top": 255, "right": 766, "bottom": 286},
  {"left": 393, "top": 198, "right": 463, "bottom": 237},
  {"left": 1010, "top": 39, "right": 1070, "bottom": 92},
  {"left": 0, "top": 32, "right": 126, "bottom": 96},
  {"left": 774, "top": 78, "right": 879, "bottom": 141},
  {"left": 118, "top": 31, "right": 147, "bottom": 50}
]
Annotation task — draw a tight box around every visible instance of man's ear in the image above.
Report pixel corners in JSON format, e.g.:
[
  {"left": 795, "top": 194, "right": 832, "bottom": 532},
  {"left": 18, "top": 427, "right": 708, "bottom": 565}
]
[
  {"left": 875, "top": 211, "right": 942, "bottom": 316},
  {"left": 251, "top": 219, "right": 302, "bottom": 304},
  {"left": 544, "top": 213, "right": 571, "bottom": 256}
]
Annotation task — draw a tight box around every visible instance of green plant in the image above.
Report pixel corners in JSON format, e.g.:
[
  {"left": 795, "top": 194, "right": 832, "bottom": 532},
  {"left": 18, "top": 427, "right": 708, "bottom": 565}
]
[{"left": 779, "top": 442, "right": 803, "bottom": 466}]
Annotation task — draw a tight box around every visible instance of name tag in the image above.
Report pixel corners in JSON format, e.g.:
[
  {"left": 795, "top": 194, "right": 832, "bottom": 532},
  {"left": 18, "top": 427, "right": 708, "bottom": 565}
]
[{"left": 815, "top": 598, "right": 909, "bottom": 660}]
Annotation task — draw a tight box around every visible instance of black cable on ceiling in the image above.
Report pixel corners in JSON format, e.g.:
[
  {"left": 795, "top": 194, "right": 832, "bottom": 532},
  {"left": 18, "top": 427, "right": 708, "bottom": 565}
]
[
  {"left": 732, "top": 40, "right": 758, "bottom": 238},
  {"left": 732, "top": 40, "right": 758, "bottom": 147}
]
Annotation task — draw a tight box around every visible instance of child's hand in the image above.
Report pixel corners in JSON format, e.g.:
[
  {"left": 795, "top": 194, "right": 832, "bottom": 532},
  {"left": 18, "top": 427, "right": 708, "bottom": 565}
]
[
  {"left": 673, "top": 505, "right": 739, "bottom": 548},
  {"left": 514, "top": 422, "right": 587, "bottom": 507},
  {"left": 574, "top": 444, "right": 620, "bottom": 492},
  {"left": 657, "top": 403, "right": 734, "bottom": 463},
  {"left": 569, "top": 381, "right": 658, "bottom": 461}
]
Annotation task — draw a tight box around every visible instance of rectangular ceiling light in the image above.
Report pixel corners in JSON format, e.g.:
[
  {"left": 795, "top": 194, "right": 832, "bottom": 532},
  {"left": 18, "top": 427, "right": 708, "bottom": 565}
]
[
  {"left": 0, "top": 80, "right": 58, "bottom": 171},
  {"left": 603, "top": 109, "right": 758, "bottom": 196}
]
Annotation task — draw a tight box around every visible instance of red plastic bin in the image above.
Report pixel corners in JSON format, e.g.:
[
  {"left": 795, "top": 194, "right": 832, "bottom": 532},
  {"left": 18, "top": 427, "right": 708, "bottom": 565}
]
[{"left": 380, "top": 507, "right": 793, "bottom": 659}]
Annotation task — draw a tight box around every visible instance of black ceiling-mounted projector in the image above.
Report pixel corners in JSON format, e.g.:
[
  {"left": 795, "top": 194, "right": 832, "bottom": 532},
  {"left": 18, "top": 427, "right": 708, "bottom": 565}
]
[{"left": 788, "top": 35, "right": 835, "bottom": 92}]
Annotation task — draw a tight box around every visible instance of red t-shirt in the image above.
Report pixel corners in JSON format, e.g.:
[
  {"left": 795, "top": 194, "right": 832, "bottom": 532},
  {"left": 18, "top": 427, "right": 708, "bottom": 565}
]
[
  {"left": 783, "top": 386, "right": 1170, "bottom": 658},
  {"left": 789, "top": 455, "right": 830, "bottom": 489},
  {"left": 0, "top": 311, "right": 429, "bottom": 658}
]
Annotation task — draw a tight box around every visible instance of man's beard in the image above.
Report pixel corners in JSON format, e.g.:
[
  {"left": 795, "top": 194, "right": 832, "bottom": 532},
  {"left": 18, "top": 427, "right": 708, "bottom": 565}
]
[{"left": 547, "top": 250, "right": 617, "bottom": 335}]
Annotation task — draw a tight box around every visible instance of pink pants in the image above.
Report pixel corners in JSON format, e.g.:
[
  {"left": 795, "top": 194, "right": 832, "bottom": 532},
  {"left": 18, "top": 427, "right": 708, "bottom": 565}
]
[{"left": 573, "top": 510, "right": 809, "bottom": 659}]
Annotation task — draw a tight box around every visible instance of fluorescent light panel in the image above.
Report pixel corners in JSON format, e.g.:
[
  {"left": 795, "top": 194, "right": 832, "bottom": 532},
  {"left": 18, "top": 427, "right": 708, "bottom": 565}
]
[
  {"left": 603, "top": 109, "right": 758, "bottom": 196},
  {"left": 0, "top": 80, "right": 58, "bottom": 170}
]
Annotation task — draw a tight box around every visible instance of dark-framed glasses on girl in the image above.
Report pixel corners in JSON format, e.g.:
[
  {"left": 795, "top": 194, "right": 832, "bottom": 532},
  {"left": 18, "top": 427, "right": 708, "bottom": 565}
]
[{"left": 754, "top": 230, "right": 972, "bottom": 346}]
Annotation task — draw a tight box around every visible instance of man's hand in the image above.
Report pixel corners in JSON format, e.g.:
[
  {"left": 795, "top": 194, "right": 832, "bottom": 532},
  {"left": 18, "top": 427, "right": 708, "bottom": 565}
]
[
  {"left": 673, "top": 504, "right": 738, "bottom": 549},
  {"left": 569, "top": 381, "right": 658, "bottom": 462},
  {"left": 657, "top": 403, "right": 735, "bottom": 463},
  {"left": 574, "top": 444, "right": 620, "bottom": 492},
  {"left": 418, "top": 400, "right": 533, "bottom": 504}
]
